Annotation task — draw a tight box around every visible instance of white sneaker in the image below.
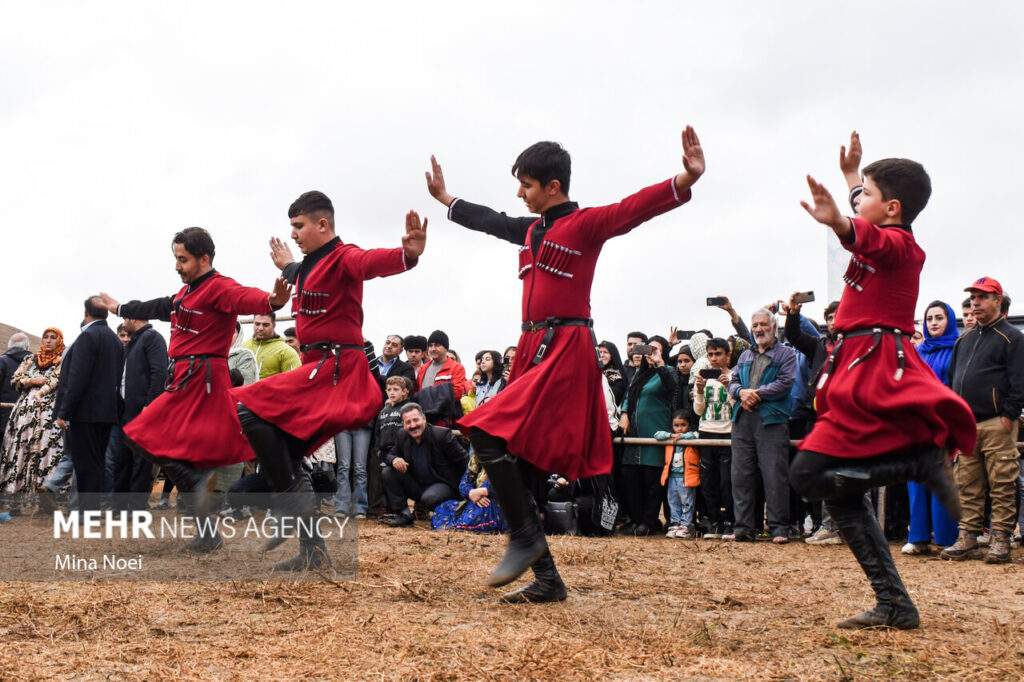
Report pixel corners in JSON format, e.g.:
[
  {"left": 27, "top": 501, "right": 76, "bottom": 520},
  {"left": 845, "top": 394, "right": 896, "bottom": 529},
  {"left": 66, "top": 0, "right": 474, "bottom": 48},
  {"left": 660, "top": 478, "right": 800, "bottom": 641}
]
[
  {"left": 677, "top": 526, "right": 694, "bottom": 539},
  {"left": 900, "top": 541, "right": 930, "bottom": 555},
  {"left": 665, "top": 525, "right": 680, "bottom": 538},
  {"left": 805, "top": 526, "right": 842, "bottom": 545}
]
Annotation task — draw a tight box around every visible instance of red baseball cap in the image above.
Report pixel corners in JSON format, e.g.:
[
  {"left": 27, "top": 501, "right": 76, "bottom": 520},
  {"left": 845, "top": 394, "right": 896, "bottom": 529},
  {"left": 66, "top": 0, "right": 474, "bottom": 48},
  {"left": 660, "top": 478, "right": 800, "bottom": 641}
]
[{"left": 965, "top": 276, "right": 1003, "bottom": 296}]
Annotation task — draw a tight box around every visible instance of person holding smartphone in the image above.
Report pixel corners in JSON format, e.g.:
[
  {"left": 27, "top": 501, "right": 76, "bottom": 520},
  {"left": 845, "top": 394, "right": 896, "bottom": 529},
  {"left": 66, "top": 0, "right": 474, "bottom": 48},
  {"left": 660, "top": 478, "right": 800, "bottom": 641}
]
[{"left": 693, "top": 337, "right": 735, "bottom": 539}]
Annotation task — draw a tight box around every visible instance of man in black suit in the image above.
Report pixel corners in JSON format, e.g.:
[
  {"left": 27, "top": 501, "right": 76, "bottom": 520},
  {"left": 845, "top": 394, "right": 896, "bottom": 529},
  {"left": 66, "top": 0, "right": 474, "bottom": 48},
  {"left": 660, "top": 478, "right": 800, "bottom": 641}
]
[
  {"left": 55, "top": 296, "right": 124, "bottom": 509},
  {"left": 375, "top": 334, "right": 417, "bottom": 400},
  {"left": 379, "top": 402, "right": 468, "bottom": 527},
  {"left": 112, "top": 317, "right": 168, "bottom": 510}
]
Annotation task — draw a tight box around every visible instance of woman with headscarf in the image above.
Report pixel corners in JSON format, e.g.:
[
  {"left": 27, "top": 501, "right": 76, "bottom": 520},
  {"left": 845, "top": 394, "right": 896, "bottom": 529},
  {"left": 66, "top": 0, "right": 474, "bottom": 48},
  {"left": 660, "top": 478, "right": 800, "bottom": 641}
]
[
  {"left": 671, "top": 345, "right": 696, "bottom": 419},
  {"left": 0, "top": 328, "right": 66, "bottom": 497},
  {"left": 617, "top": 335, "right": 677, "bottom": 535},
  {"left": 902, "top": 300, "right": 960, "bottom": 555},
  {"left": 598, "top": 341, "right": 627, "bottom": 405}
]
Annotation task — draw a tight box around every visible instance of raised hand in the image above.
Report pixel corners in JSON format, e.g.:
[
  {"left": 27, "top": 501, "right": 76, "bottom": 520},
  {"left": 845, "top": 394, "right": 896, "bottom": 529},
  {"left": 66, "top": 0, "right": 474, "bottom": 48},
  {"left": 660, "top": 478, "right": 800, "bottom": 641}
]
[
  {"left": 97, "top": 292, "right": 120, "bottom": 313},
  {"left": 425, "top": 155, "right": 455, "bottom": 207},
  {"left": 839, "top": 130, "right": 862, "bottom": 175},
  {"left": 682, "top": 125, "right": 705, "bottom": 176},
  {"left": 269, "top": 237, "right": 295, "bottom": 271},
  {"left": 268, "top": 277, "right": 292, "bottom": 310},
  {"left": 801, "top": 175, "right": 848, "bottom": 234},
  {"left": 402, "top": 210, "right": 428, "bottom": 261}
]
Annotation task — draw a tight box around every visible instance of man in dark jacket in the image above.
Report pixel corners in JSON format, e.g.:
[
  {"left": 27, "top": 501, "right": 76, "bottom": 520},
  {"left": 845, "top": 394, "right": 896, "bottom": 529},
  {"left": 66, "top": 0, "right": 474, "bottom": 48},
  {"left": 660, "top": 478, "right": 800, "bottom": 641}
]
[
  {"left": 112, "top": 318, "right": 168, "bottom": 510},
  {"left": 54, "top": 296, "right": 124, "bottom": 508},
  {"left": 0, "top": 333, "right": 32, "bottom": 434},
  {"left": 379, "top": 402, "right": 468, "bottom": 526},
  {"left": 942, "top": 277, "right": 1024, "bottom": 563},
  {"left": 375, "top": 334, "right": 417, "bottom": 401}
]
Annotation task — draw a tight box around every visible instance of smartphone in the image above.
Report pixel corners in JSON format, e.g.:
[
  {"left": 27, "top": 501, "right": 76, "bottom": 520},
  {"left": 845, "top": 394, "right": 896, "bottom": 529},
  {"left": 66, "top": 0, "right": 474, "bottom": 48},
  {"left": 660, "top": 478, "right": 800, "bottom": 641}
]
[
  {"left": 699, "top": 368, "right": 722, "bottom": 379},
  {"left": 706, "top": 297, "right": 726, "bottom": 307},
  {"left": 676, "top": 330, "right": 696, "bottom": 341},
  {"left": 793, "top": 291, "right": 815, "bottom": 304},
  {"left": 632, "top": 343, "right": 653, "bottom": 356}
]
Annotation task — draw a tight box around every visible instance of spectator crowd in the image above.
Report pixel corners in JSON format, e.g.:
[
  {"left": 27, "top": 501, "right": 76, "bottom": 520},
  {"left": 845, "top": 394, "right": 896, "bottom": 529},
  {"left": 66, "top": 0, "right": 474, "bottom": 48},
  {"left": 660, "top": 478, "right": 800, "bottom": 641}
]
[{"left": 2, "top": 282, "right": 1022, "bottom": 563}]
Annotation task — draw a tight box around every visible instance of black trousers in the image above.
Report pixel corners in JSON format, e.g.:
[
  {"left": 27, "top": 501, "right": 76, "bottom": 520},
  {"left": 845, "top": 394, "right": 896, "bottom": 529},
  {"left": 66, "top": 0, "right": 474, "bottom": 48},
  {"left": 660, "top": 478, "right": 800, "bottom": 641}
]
[
  {"left": 380, "top": 467, "right": 457, "bottom": 515},
  {"left": 620, "top": 464, "right": 664, "bottom": 528},
  {"left": 68, "top": 421, "right": 114, "bottom": 508},
  {"left": 698, "top": 431, "right": 733, "bottom": 529},
  {"left": 112, "top": 441, "right": 155, "bottom": 510}
]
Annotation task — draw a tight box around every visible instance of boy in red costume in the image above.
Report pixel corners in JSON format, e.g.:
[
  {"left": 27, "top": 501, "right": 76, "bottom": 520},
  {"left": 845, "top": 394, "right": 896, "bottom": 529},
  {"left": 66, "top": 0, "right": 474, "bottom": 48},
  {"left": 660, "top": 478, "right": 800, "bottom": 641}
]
[
  {"left": 791, "top": 148, "right": 976, "bottom": 629},
  {"left": 425, "top": 127, "right": 704, "bottom": 602},
  {"left": 231, "top": 191, "right": 426, "bottom": 571},
  {"left": 99, "top": 227, "right": 291, "bottom": 551}
]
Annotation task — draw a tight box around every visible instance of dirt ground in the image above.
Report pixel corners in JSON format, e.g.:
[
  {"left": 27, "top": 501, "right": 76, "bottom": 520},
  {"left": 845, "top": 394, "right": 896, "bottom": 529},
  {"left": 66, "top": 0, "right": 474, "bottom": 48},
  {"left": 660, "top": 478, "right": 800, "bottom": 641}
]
[{"left": 1, "top": 516, "right": 1022, "bottom": 681}]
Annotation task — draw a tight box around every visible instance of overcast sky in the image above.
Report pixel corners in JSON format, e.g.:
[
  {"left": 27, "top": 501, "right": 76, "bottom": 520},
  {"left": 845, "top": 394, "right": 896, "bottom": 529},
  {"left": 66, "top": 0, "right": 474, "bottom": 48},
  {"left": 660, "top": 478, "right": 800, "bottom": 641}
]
[{"left": 2, "top": 1, "right": 1021, "bottom": 358}]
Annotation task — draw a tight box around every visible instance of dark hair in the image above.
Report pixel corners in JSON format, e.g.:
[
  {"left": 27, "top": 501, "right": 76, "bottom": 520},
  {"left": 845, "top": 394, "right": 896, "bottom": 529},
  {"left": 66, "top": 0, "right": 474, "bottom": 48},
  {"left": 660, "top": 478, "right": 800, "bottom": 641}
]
[
  {"left": 288, "top": 190, "right": 335, "bottom": 231},
  {"left": 861, "top": 158, "right": 932, "bottom": 224},
  {"left": 962, "top": 297, "right": 972, "bottom": 309},
  {"left": 284, "top": 327, "right": 296, "bottom": 338},
  {"left": 706, "top": 337, "right": 730, "bottom": 354},
  {"left": 116, "top": 323, "right": 125, "bottom": 334},
  {"left": 626, "top": 331, "right": 649, "bottom": 344},
  {"left": 511, "top": 141, "right": 571, "bottom": 195},
  {"left": 172, "top": 227, "right": 216, "bottom": 262},
  {"left": 255, "top": 312, "right": 276, "bottom": 323},
  {"left": 447, "top": 349, "right": 460, "bottom": 362},
  {"left": 235, "top": 320, "right": 242, "bottom": 334},
  {"left": 1001, "top": 293, "right": 1011, "bottom": 315},
  {"left": 824, "top": 301, "right": 840, "bottom": 319},
  {"left": 697, "top": 329, "right": 713, "bottom": 338},
  {"left": 84, "top": 296, "right": 108, "bottom": 320},
  {"left": 475, "top": 350, "right": 503, "bottom": 384},
  {"left": 671, "top": 410, "right": 692, "bottom": 428},
  {"left": 648, "top": 335, "right": 670, "bottom": 356},
  {"left": 503, "top": 346, "right": 517, "bottom": 360},
  {"left": 400, "top": 402, "right": 424, "bottom": 418},
  {"left": 387, "top": 334, "right": 404, "bottom": 349}
]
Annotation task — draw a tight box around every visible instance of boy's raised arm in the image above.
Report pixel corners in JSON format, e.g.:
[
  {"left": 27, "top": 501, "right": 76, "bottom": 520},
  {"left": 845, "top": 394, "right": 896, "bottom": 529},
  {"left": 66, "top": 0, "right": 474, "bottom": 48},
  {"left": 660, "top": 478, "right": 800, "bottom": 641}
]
[
  {"left": 673, "top": 125, "right": 705, "bottom": 195},
  {"left": 801, "top": 175, "right": 853, "bottom": 241},
  {"left": 426, "top": 154, "right": 533, "bottom": 246}
]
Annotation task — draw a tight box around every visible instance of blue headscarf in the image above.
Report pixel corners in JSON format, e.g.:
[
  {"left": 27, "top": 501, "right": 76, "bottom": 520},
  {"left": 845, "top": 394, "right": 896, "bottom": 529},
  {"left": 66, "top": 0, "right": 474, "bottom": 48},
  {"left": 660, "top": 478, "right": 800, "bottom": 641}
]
[{"left": 916, "top": 300, "right": 958, "bottom": 384}]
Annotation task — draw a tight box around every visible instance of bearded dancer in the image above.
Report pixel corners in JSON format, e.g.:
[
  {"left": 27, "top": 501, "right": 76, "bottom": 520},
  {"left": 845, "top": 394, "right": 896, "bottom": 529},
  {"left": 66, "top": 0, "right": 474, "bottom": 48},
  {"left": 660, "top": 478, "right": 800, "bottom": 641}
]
[
  {"left": 99, "top": 227, "right": 291, "bottom": 552},
  {"left": 790, "top": 144, "right": 976, "bottom": 629},
  {"left": 231, "top": 191, "right": 426, "bottom": 571},
  {"left": 425, "top": 127, "right": 705, "bottom": 602}
]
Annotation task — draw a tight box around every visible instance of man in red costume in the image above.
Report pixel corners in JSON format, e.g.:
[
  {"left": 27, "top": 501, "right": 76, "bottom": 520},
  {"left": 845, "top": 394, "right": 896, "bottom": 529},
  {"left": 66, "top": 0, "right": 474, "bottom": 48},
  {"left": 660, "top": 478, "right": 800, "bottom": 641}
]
[
  {"left": 790, "top": 151, "right": 976, "bottom": 629},
  {"left": 231, "top": 191, "right": 427, "bottom": 571},
  {"left": 425, "top": 127, "right": 705, "bottom": 602},
  {"left": 99, "top": 227, "right": 291, "bottom": 551}
]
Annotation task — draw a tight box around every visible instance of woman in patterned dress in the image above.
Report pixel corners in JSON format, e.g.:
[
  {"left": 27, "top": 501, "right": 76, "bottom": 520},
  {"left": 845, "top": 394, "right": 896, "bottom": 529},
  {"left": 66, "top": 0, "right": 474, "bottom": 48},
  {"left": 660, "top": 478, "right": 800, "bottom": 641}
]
[{"left": 1, "top": 328, "right": 66, "bottom": 494}]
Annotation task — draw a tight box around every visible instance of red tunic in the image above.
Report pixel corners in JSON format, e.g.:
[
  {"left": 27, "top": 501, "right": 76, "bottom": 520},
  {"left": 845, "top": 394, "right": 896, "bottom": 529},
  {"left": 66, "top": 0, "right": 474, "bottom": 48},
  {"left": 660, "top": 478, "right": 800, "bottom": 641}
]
[
  {"left": 122, "top": 272, "right": 272, "bottom": 467},
  {"left": 230, "top": 238, "right": 411, "bottom": 450},
  {"left": 799, "top": 218, "right": 977, "bottom": 458},
  {"left": 454, "top": 179, "right": 690, "bottom": 479}
]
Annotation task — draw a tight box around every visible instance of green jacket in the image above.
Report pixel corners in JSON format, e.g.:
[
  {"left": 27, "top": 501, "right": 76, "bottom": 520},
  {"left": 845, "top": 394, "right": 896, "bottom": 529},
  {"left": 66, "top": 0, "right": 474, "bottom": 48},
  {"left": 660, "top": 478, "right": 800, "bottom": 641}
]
[{"left": 241, "top": 336, "right": 301, "bottom": 380}]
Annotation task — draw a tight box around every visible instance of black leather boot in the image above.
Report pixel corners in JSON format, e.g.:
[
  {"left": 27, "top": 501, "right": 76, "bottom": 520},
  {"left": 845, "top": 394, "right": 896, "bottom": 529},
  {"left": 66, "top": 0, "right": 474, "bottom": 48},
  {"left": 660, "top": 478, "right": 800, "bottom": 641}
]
[
  {"left": 237, "top": 405, "right": 315, "bottom": 552},
  {"left": 795, "top": 447, "right": 960, "bottom": 521},
  {"left": 500, "top": 550, "right": 568, "bottom": 603},
  {"left": 827, "top": 495, "right": 919, "bottom": 630},
  {"left": 160, "top": 460, "right": 214, "bottom": 517},
  {"left": 471, "top": 431, "right": 548, "bottom": 589},
  {"left": 273, "top": 520, "right": 331, "bottom": 572}
]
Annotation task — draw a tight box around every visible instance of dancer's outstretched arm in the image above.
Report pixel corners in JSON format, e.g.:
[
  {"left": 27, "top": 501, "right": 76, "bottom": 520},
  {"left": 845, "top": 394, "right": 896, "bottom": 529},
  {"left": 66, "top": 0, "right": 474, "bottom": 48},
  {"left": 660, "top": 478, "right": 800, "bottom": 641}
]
[
  {"left": 801, "top": 175, "right": 853, "bottom": 240},
  {"left": 426, "top": 155, "right": 533, "bottom": 246}
]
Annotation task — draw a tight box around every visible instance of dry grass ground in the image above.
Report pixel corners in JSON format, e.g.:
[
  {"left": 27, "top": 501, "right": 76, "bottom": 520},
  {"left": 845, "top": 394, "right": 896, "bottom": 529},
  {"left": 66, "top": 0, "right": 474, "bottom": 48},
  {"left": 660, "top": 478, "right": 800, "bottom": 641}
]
[{"left": 1, "top": 518, "right": 1022, "bottom": 680}]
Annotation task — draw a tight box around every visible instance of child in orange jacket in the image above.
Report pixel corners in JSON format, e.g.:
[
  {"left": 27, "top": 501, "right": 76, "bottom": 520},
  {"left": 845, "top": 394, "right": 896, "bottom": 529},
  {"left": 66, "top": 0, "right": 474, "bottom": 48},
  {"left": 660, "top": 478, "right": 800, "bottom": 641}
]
[{"left": 655, "top": 410, "right": 700, "bottom": 538}]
